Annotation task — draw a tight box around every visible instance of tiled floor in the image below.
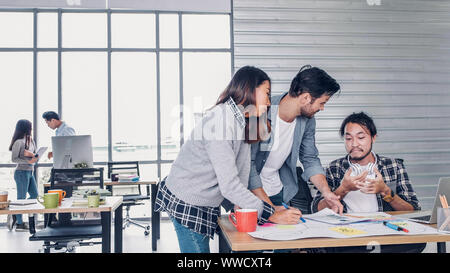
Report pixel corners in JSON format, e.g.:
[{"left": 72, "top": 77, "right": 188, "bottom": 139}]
[{"left": 0, "top": 218, "right": 447, "bottom": 253}]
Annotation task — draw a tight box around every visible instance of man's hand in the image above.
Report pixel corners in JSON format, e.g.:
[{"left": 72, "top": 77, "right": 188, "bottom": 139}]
[
  {"left": 322, "top": 191, "right": 344, "bottom": 215},
  {"left": 341, "top": 168, "right": 368, "bottom": 192},
  {"left": 358, "top": 168, "right": 388, "bottom": 194},
  {"left": 268, "top": 206, "right": 302, "bottom": 225},
  {"left": 48, "top": 152, "right": 53, "bottom": 159}
]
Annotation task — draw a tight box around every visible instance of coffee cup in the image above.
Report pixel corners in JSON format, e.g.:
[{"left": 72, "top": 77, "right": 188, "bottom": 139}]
[
  {"left": 229, "top": 208, "right": 258, "bottom": 232},
  {"left": 87, "top": 194, "right": 100, "bottom": 208},
  {"left": 37, "top": 192, "right": 59, "bottom": 209},
  {"left": 48, "top": 189, "right": 66, "bottom": 205},
  {"left": 0, "top": 191, "right": 7, "bottom": 202}
]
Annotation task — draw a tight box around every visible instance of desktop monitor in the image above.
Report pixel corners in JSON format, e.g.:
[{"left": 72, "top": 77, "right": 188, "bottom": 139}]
[{"left": 52, "top": 135, "right": 94, "bottom": 169}]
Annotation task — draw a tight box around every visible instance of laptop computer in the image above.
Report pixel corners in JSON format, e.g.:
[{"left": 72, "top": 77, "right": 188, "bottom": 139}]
[{"left": 397, "top": 177, "right": 450, "bottom": 224}]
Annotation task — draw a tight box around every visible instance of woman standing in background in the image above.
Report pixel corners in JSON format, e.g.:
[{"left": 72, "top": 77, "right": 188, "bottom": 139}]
[{"left": 7, "top": 119, "right": 39, "bottom": 231}]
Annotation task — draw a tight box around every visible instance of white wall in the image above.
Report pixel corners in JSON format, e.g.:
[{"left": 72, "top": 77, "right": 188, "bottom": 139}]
[{"left": 233, "top": 0, "right": 450, "bottom": 209}]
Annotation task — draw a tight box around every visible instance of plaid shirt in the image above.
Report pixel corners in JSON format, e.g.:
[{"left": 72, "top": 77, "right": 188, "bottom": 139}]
[
  {"left": 155, "top": 179, "right": 274, "bottom": 239},
  {"left": 311, "top": 154, "right": 421, "bottom": 213}
]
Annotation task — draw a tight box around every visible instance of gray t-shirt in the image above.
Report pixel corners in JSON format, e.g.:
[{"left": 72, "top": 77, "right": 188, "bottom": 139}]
[{"left": 11, "top": 137, "right": 36, "bottom": 171}]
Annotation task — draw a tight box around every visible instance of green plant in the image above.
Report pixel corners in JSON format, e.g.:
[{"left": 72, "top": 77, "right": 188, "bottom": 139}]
[{"left": 73, "top": 162, "right": 89, "bottom": 169}]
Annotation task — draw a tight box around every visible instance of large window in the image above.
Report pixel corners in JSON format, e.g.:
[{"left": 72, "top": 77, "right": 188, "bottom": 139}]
[{"left": 0, "top": 8, "right": 232, "bottom": 219}]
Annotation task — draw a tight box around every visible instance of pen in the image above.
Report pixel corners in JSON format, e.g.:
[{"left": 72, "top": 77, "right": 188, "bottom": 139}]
[
  {"left": 282, "top": 202, "right": 306, "bottom": 223},
  {"left": 383, "top": 221, "right": 409, "bottom": 233}
]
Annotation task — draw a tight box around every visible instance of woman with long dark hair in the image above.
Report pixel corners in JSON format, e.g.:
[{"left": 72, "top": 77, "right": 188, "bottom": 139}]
[
  {"left": 7, "top": 119, "right": 39, "bottom": 231},
  {"left": 155, "top": 66, "right": 301, "bottom": 253}
]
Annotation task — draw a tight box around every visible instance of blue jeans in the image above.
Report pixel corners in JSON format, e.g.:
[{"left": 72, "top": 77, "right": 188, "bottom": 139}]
[
  {"left": 14, "top": 170, "right": 38, "bottom": 224},
  {"left": 171, "top": 217, "right": 210, "bottom": 253}
]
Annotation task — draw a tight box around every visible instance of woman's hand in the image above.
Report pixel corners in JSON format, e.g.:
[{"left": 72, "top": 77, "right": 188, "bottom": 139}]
[
  {"left": 268, "top": 206, "right": 302, "bottom": 225},
  {"left": 28, "top": 157, "right": 38, "bottom": 164},
  {"left": 23, "top": 150, "right": 35, "bottom": 158}
]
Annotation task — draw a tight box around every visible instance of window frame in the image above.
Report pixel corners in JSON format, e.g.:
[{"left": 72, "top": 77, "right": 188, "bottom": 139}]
[{"left": 0, "top": 7, "right": 234, "bottom": 187}]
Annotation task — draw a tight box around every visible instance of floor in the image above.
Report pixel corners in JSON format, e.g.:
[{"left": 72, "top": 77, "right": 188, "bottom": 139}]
[
  {"left": 0, "top": 216, "right": 220, "bottom": 253},
  {"left": 0, "top": 217, "right": 447, "bottom": 253}
]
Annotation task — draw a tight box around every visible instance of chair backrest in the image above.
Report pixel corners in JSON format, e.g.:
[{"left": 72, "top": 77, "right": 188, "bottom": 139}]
[
  {"left": 107, "top": 161, "right": 141, "bottom": 196},
  {"left": 107, "top": 161, "right": 140, "bottom": 179},
  {"left": 50, "top": 168, "right": 104, "bottom": 198}
]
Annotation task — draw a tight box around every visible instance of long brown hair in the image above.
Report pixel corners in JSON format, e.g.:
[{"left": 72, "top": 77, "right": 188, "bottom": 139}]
[
  {"left": 9, "top": 119, "right": 32, "bottom": 151},
  {"left": 216, "top": 66, "right": 271, "bottom": 143}
]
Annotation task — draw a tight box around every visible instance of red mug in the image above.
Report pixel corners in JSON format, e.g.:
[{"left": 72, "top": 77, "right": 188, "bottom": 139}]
[{"left": 229, "top": 209, "right": 257, "bottom": 232}]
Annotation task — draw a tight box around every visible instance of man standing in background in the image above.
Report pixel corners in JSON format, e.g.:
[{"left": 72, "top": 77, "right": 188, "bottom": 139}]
[{"left": 42, "top": 111, "right": 76, "bottom": 159}]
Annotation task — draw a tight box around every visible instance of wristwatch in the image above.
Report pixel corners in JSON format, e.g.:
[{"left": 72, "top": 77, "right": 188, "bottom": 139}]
[{"left": 382, "top": 190, "right": 395, "bottom": 203}]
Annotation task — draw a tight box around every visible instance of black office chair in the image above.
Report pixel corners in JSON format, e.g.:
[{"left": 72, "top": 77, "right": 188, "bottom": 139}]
[
  {"left": 29, "top": 168, "right": 105, "bottom": 253},
  {"left": 107, "top": 161, "right": 151, "bottom": 236}
]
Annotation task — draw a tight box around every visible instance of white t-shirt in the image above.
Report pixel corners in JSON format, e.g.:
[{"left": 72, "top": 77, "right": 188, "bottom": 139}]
[
  {"left": 343, "top": 164, "right": 378, "bottom": 213},
  {"left": 260, "top": 113, "right": 297, "bottom": 196}
]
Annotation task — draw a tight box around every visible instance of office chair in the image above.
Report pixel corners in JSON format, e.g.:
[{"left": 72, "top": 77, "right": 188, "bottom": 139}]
[
  {"left": 29, "top": 168, "right": 105, "bottom": 253},
  {"left": 107, "top": 161, "right": 151, "bottom": 236}
]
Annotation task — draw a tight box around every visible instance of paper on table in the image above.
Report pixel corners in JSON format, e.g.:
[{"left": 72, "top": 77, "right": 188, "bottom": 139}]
[
  {"left": 9, "top": 199, "right": 44, "bottom": 210},
  {"left": 302, "top": 208, "right": 374, "bottom": 225},
  {"left": 248, "top": 212, "right": 439, "bottom": 241},
  {"left": 9, "top": 199, "right": 37, "bottom": 206}
]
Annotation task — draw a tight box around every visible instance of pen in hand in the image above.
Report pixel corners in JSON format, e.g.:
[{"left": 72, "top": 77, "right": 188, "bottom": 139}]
[{"left": 282, "top": 202, "right": 306, "bottom": 223}]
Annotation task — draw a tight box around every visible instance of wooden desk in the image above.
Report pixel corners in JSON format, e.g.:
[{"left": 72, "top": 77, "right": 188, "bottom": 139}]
[
  {"left": 218, "top": 211, "right": 450, "bottom": 253},
  {"left": 44, "top": 179, "right": 161, "bottom": 251},
  {"left": 0, "top": 196, "right": 123, "bottom": 253}
]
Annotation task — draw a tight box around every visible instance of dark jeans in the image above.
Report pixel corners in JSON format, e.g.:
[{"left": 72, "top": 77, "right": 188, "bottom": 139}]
[
  {"left": 269, "top": 188, "right": 311, "bottom": 214},
  {"left": 269, "top": 189, "right": 284, "bottom": 206}
]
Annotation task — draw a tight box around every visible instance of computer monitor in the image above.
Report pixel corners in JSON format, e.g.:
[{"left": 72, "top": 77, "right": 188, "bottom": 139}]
[{"left": 52, "top": 135, "right": 94, "bottom": 169}]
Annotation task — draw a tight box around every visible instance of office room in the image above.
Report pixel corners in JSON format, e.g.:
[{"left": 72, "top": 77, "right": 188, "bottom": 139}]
[{"left": 0, "top": 0, "right": 450, "bottom": 259}]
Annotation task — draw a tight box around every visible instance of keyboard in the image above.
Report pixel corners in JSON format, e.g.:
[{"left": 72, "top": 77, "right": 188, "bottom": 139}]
[{"left": 411, "top": 215, "right": 431, "bottom": 221}]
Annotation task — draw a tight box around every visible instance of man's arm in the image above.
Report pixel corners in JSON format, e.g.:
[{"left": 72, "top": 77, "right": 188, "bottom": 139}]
[
  {"left": 310, "top": 174, "right": 343, "bottom": 214},
  {"left": 299, "top": 118, "right": 343, "bottom": 214},
  {"left": 364, "top": 168, "right": 416, "bottom": 211}
]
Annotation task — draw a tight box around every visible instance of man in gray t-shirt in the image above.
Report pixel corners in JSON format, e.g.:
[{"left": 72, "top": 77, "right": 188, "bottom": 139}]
[{"left": 42, "top": 111, "right": 76, "bottom": 159}]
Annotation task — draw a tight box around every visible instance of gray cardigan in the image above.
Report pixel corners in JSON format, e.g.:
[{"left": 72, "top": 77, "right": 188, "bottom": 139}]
[
  {"left": 165, "top": 103, "right": 266, "bottom": 217},
  {"left": 11, "top": 137, "right": 36, "bottom": 171}
]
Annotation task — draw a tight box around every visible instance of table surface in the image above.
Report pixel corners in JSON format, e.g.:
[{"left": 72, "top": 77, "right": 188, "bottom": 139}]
[
  {"left": 218, "top": 211, "right": 450, "bottom": 251},
  {"left": 0, "top": 196, "right": 123, "bottom": 215}
]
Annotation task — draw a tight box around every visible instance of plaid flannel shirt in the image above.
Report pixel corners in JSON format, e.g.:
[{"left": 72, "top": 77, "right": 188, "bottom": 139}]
[
  {"left": 311, "top": 154, "right": 421, "bottom": 213},
  {"left": 155, "top": 179, "right": 274, "bottom": 239}
]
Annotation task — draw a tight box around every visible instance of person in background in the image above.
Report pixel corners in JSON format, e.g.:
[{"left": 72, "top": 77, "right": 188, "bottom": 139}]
[
  {"left": 155, "top": 66, "right": 302, "bottom": 253},
  {"left": 42, "top": 111, "right": 76, "bottom": 225},
  {"left": 7, "top": 119, "right": 39, "bottom": 232},
  {"left": 312, "top": 112, "right": 425, "bottom": 253},
  {"left": 42, "top": 111, "right": 75, "bottom": 159}
]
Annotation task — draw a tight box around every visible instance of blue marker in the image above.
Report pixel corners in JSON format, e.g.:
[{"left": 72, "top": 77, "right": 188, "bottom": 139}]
[
  {"left": 383, "top": 221, "right": 409, "bottom": 233},
  {"left": 282, "top": 202, "right": 306, "bottom": 223}
]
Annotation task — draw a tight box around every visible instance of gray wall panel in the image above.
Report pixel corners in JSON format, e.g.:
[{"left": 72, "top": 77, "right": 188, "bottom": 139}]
[{"left": 234, "top": 0, "right": 450, "bottom": 210}]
